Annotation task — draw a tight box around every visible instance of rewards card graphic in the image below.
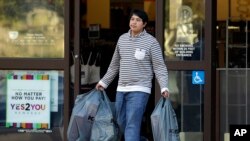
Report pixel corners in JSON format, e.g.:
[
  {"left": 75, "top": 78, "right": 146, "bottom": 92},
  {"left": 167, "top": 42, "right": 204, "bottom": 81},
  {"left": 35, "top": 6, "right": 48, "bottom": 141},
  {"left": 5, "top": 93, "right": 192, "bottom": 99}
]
[{"left": 6, "top": 74, "right": 51, "bottom": 129}]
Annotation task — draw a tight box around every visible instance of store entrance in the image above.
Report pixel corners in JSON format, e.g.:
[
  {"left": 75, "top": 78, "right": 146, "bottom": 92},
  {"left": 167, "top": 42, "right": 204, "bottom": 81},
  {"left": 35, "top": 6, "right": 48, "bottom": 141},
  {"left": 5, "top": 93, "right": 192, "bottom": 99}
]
[{"left": 70, "top": 0, "right": 155, "bottom": 140}]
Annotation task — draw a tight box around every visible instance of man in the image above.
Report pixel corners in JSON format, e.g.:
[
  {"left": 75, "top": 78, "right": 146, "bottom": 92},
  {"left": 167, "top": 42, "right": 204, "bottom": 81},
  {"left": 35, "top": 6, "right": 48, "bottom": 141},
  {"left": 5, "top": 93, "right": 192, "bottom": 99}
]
[{"left": 96, "top": 9, "right": 169, "bottom": 141}]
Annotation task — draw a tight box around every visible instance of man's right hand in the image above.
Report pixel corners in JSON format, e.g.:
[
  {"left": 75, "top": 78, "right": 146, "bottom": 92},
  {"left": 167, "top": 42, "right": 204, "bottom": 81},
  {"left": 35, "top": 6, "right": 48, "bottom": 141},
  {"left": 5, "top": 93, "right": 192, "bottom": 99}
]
[{"left": 95, "top": 83, "right": 104, "bottom": 91}]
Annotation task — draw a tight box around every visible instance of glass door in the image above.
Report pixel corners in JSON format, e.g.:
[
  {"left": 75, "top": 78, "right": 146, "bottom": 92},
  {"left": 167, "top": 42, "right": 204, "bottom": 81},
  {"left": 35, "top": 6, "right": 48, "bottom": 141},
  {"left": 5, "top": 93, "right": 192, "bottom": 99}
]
[{"left": 156, "top": 0, "right": 215, "bottom": 141}]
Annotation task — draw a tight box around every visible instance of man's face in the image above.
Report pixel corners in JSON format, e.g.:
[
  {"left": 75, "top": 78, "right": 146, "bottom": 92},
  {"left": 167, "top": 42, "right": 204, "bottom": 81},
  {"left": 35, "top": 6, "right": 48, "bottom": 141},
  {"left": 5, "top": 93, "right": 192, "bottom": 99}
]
[{"left": 129, "top": 14, "right": 146, "bottom": 35}]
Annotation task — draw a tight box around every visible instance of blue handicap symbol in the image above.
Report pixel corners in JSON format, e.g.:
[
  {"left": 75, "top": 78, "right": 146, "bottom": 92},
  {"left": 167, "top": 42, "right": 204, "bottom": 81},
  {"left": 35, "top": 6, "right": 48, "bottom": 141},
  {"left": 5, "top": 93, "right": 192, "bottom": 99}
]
[{"left": 192, "top": 71, "right": 205, "bottom": 84}]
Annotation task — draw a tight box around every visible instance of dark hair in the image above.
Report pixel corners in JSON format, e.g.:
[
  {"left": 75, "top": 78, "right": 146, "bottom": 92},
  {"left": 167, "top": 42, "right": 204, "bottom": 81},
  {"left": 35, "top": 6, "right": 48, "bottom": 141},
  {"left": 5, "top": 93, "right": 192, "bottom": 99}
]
[{"left": 129, "top": 9, "right": 148, "bottom": 24}]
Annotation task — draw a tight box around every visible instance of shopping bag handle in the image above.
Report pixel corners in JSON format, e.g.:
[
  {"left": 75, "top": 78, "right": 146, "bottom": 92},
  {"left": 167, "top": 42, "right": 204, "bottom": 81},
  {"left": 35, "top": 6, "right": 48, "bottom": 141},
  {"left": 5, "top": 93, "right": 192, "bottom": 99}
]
[
  {"left": 97, "top": 89, "right": 105, "bottom": 100},
  {"left": 161, "top": 98, "right": 166, "bottom": 108}
]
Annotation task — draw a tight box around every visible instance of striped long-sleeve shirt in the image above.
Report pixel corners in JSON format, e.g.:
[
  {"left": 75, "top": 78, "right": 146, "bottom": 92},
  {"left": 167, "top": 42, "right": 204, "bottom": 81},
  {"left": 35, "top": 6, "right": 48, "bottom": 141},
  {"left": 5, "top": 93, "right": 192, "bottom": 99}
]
[{"left": 99, "top": 29, "right": 169, "bottom": 94}]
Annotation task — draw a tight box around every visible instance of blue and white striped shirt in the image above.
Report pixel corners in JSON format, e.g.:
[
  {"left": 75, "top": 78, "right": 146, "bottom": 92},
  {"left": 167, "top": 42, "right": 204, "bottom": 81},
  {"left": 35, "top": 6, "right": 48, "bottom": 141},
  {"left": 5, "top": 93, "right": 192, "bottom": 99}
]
[{"left": 99, "top": 29, "right": 169, "bottom": 94}]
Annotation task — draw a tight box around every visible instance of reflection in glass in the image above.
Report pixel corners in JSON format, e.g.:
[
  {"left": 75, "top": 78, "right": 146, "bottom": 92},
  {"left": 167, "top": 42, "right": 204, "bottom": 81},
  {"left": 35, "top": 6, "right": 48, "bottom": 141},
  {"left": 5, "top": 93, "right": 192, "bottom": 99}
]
[
  {"left": 164, "top": 0, "right": 205, "bottom": 61},
  {"left": 0, "top": 0, "right": 64, "bottom": 58},
  {"left": 0, "top": 70, "right": 64, "bottom": 141},
  {"left": 169, "top": 70, "right": 204, "bottom": 141}
]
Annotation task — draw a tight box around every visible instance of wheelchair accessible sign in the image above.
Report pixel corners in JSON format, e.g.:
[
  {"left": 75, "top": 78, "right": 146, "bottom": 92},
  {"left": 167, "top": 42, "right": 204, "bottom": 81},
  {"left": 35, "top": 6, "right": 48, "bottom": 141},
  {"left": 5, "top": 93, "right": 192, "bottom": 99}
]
[{"left": 192, "top": 71, "right": 205, "bottom": 84}]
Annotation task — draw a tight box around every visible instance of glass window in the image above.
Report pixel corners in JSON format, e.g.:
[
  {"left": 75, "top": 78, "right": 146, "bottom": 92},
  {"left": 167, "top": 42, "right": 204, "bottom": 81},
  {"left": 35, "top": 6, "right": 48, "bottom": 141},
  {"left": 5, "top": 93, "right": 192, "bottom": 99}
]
[
  {"left": 219, "top": 69, "right": 250, "bottom": 141},
  {"left": 168, "top": 70, "right": 204, "bottom": 141},
  {"left": 0, "top": 0, "right": 64, "bottom": 58},
  {"left": 0, "top": 70, "right": 64, "bottom": 141},
  {"left": 164, "top": 0, "right": 205, "bottom": 61}
]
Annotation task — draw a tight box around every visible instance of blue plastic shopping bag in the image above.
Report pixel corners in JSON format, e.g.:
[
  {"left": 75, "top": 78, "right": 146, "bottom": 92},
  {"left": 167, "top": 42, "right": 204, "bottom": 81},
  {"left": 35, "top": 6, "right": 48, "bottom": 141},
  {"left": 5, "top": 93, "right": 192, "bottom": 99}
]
[
  {"left": 90, "top": 90, "right": 119, "bottom": 141},
  {"left": 151, "top": 98, "right": 180, "bottom": 141},
  {"left": 67, "top": 89, "right": 102, "bottom": 141}
]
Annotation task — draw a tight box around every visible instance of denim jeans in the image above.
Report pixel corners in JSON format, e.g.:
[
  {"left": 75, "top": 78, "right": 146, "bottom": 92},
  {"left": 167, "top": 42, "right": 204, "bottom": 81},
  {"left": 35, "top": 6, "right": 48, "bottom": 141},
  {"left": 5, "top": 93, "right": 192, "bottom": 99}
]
[{"left": 115, "top": 91, "right": 149, "bottom": 141}]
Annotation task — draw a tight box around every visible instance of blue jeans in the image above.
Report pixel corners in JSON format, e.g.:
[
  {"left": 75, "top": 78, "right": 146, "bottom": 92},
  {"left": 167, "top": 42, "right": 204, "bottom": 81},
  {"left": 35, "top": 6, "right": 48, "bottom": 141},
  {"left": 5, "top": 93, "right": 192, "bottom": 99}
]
[{"left": 115, "top": 91, "right": 149, "bottom": 141}]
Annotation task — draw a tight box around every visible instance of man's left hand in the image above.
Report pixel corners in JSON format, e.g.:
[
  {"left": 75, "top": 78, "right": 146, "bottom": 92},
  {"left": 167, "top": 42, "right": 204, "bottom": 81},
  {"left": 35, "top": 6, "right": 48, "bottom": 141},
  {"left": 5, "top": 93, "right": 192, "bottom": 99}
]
[{"left": 161, "top": 91, "right": 169, "bottom": 98}]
